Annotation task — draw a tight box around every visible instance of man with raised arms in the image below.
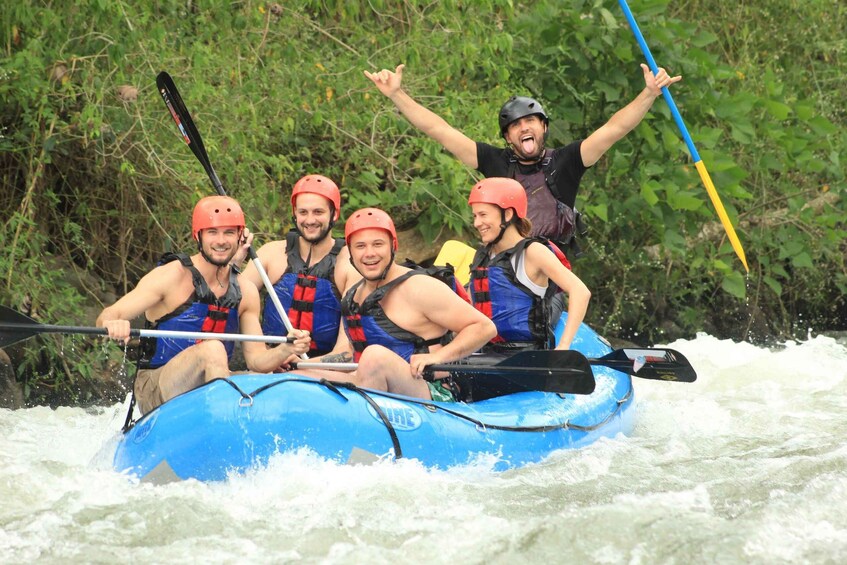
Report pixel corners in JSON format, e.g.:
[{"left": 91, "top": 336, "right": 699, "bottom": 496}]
[
  {"left": 97, "top": 195, "right": 310, "bottom": 414},
  {"left": 364, "top": 63, "right": 681, "bottom": 255}
]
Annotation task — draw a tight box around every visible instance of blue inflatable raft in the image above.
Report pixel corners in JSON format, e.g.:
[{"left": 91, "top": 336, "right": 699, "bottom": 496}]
[{"left": 113, "top": 320, "right": 635, "bottom": 483}]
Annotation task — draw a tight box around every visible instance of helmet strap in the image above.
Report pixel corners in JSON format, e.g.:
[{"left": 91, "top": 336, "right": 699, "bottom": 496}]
[
  {"left": 488, "top": 209, "right": 510, "bottom": 249},
  {"left": 347, "top": 244, "right": 395, "bottom": 283}
]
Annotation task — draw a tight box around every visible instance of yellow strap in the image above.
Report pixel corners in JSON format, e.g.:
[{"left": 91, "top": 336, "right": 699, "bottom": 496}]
[{"left": 434, "top": 240, "right": 476, "bottom": 286}]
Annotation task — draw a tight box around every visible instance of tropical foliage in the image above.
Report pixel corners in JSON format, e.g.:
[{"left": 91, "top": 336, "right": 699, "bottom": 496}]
[{"left": 1, "top": 0, "right": 844, "bottom": 403}]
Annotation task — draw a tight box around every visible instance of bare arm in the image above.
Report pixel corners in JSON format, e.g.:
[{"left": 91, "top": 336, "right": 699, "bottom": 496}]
[
  {"left": 308, "top": 320, "right": 354, "bottom": 364},
  {"left": 365, "top": 64, "right": 478, "bottom": 168},
  {"left": 239, "top": 279, "right": 310, "bottom": 372},
  {"left": 95, "top": 264, "right": 177, "bottom": 342},
  {"left": 581, "top": 64, "right": 682, "bottom": 167},
  {"left": 240, "top": 239, "right": 286, "bottom": 290},
  {"left": 406, "top": 278, "right": 496, "bottom": 377},
  {"left": 526, "top": 243, "right": 591, "bottom": 350}
]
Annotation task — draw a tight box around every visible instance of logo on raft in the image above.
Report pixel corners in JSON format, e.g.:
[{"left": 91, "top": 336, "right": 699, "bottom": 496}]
[
  {"left": 132, "top": 411, "right": 159, "bottom": 444},
  {"left": 367, "top": 397, "right": 422, "bottom": 431}
]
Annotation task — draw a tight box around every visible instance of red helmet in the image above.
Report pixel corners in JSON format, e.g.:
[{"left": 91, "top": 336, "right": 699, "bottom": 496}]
[
  {"left": 290, "top": 174, "right": 341, "bottom": 220},
  {"left": 468, "top": 177, "right": 527, "bottom": 218},
  {"left": 192, "top": 195, "right": 245, "bottom": 241},
  {"left": 344, "top": 207, "right": 398, "bottom": 251}
]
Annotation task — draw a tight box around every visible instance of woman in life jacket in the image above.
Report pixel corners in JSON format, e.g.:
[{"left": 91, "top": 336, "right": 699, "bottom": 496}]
[{"left": 468, "top": 177, "right": 591, "bottom": 351}]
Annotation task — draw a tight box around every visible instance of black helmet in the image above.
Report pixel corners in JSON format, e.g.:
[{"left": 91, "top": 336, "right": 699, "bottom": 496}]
[{"left": 498, "top": 96, "right": 549, "bottom": 135}]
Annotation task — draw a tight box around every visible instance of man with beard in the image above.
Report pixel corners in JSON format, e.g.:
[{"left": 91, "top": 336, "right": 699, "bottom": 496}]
[
  {"left": 293, "top": 207, "right": 496, "bottom": 401},
  {"left": 97, "top": 195, "right": 311, "bottom": 414},
  {"left": 241, "top": 174, "right": 360, "bottom": 360},
  {"left": 364, "top": 63, "right": 681, "bottom": 257}
]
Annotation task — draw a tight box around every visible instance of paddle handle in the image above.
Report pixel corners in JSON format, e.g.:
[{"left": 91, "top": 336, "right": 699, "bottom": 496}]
[
  {"left": 292, "top": 361, "right": 586, "bottom": 376},
  {"left": 4, "top": 323, "right": 290, "bottom": 344}
]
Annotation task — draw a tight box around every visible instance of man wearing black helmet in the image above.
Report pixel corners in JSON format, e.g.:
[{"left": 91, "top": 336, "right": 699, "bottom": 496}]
[{"left": 364, "top": 63, "right": 681, "bottom": 257}]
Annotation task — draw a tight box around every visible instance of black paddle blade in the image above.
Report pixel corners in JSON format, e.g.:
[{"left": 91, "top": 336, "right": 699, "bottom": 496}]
[
  {"left": 0, "top": 307, "right": 39, "bottom": 347},
  {"left": 427, "top": 349, "right": 595, "bottom": 396},
  {"left": 595, "top": 348, "right": 697, "bottom": 383},
  {"left": 156, "top": 71, "right": 222, "bottom": 191},
  {"left": 497, "top": 349, "right": 595, "bottom": 394},
  {"left": 157, "top": 72, "right": 196, "bottom": 150}
]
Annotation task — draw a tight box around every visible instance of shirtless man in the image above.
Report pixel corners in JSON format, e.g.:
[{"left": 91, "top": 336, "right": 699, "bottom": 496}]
[
  {"left": 296, "top": 207, "right": 496, "bottom": 402},
  {"left": 97, "top": 195, "right": 310, "bottom": 414},
  {"left": 241, "top": 174, "right": 360, "bottom": 360}
]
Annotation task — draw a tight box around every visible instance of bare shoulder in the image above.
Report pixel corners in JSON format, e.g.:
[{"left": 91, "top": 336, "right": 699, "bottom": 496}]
[
  {"left": 237, "top": 275, "right": 261, "bottom": 310},
  {"left": 403, "top": 270, "right": 455, "bottom": 299},
  {"left": 256, "top": 239, "right": 288, "bottom": 262},
  {"left": 138, "top": 259, "right": 188, "bottom": 291},
  {"left": 334, "top": 246, "right": 360, "bottom": 290},
  {"left": 524, "top": 240, "right": 553, "bottom": 261}
]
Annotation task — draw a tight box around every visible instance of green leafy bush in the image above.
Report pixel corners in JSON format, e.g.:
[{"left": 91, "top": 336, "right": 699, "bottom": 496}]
[{"left": 1, "top": 0, "right": 844, "bottom": 404}]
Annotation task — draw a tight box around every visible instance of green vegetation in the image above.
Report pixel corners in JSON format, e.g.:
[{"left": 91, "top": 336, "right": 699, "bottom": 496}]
[{"left": 1, "top": 0, "right": 844, "bottom": 404}]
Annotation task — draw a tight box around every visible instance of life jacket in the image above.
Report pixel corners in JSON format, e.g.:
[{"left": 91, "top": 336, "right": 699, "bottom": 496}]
[
  {"left": 138, "top": 253, "right": 241, "bottom": 369},
  {"left": 507, "top": 149, "right": 587, "bottom": 260},
  {"left": 469, "top": 239, "right": 554, "bottom": 348},
  {"left": 341, "top": 271, "right": 446, "bottom": 362},
  {"left": 400, "top": 259, "right": 470, "bottom": 303},
  {"left": 262, "top": 231, "right": 344, "bottom": 355}
]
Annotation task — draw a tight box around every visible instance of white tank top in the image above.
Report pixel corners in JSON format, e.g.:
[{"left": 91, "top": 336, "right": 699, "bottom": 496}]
[{"left": 509, "top": 246, "right": 547, "bottom": 298}]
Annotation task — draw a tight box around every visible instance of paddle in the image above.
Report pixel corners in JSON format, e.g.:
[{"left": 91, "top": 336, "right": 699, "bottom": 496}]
[
  {"left": 618, "top": 0, "right": 748, "bottom": 272},
  {"left": 594, "top": 347, "right": 696, "bottom": 383},
  {"left": 295, "top": 346, "right": 696, "bottom": 384},
  {"left": 294, "top": 349, "right": 596, "bottom": 395},
  {"left": 0, "top": 306, "right": 291, "bottom": 348},
  {"left": 155, "top": 71, "right": 306, "bottom": 358}
]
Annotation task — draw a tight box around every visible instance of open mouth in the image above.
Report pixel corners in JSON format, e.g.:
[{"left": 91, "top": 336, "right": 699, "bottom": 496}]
[{"left": 520, "top": 135, "right": 536, "bottom": 155}]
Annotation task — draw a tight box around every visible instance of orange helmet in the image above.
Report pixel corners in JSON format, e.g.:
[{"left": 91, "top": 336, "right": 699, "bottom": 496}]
[
  {"left": 192, "top": 196, "right": 245, "bottom": 241},
  {"left": 290, "top": 174, "right": 341, "bottom": 220},
  {"left": 468, "top": 177, "right": 527, "bottom": 218},
  {"left": 344, "top": 207, "right": 398, "bottom": 251}
]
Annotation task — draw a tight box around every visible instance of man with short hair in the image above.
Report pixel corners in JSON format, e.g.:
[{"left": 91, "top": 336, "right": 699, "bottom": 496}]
[
  {"left": 296, "top": 207, "right": 497, "bottom": 401},
  {"left": 97, "top": 195, "right": 310, "bottom": 414},
  {"left": 241, "top": 174, "right": 360, "bottom": 361}
]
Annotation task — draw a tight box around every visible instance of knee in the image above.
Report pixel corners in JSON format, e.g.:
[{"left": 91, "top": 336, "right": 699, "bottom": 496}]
[
  {"left": 358, "top": 345, "right": 391, "bottom": 372},
  {"left": 357, "top": 345, "right": 396, "bottom": 388},
  {"left": 196, "top": 340, "right": 229, "bottom": 367}
]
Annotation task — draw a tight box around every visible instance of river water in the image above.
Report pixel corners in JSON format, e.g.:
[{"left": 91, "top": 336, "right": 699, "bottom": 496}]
[{"left": 1, "top": 333, "right": 846, "bottom": 564}]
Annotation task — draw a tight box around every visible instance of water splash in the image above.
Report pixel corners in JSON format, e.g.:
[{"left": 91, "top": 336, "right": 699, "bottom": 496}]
[{"left": 1, "top": 334, "right": 846, "bottom": 562}]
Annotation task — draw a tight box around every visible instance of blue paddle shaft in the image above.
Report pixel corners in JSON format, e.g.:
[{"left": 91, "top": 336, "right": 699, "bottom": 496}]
[{"left": 618, "top": 0, "right": 700, "bottom": 162}]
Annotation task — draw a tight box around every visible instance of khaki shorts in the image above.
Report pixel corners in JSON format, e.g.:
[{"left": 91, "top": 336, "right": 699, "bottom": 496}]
[{"left": 134, "top": 367, "right": 166, "bottom": 415}]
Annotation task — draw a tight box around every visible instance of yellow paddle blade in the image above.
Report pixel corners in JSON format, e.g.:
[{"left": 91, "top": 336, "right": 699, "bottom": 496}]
[
  {"left": 695, "top": 161, "right": 749, "bottom": 272},
  {"left": 434, "top": 240, "right": 476, "bottom": 286}
]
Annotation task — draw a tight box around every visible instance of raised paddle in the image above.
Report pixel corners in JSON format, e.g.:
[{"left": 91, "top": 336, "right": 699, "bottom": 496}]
[
  {"left": 294, "top": 346, "right": 696, "bottom": 384},
  {"left": 155, "top": 71, "right": 306, "bottom": 357},
  {"left": 618, "top": 0, "right": 748, "bottom": 272},
  {"left": 0, "top": 306, "right": 291, "bottom": 348}
]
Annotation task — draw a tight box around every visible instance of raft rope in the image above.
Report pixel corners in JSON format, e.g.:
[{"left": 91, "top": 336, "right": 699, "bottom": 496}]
[
  {"left": 122, "top": 375, "right": 633, "bottom": 452},
  {"left": 215, "top": 376, "right": 404, "bottom": 459}
]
